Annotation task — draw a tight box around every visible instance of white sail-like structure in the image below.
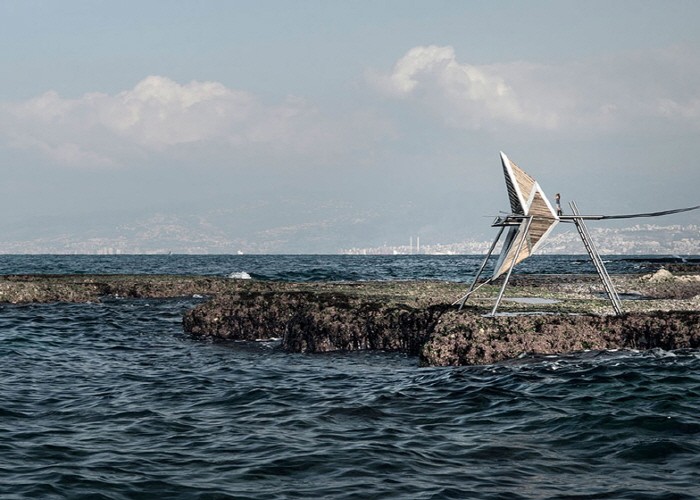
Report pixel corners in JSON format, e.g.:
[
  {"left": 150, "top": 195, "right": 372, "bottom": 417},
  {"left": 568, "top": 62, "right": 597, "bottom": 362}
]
[
  {"left": 492, "top": 152, "right": 559, "bottom": 279},
  {"left": 455, "top": 151, "right": 700, "bottom": 315}
]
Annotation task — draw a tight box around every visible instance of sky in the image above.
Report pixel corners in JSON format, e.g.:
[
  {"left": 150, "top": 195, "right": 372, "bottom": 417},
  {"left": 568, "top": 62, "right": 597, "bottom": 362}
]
[{"left": 1, "top": 0, "right": 699, "bottom": 253}]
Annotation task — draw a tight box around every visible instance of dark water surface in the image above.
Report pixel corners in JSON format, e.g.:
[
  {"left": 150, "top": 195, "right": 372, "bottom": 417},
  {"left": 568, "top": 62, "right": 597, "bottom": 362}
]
[
  {"left": 1, "top": 253, "right": 698, "bottom": 281},
  {"left": 1, "top": 255, "right": 699, "bottom": 499}
]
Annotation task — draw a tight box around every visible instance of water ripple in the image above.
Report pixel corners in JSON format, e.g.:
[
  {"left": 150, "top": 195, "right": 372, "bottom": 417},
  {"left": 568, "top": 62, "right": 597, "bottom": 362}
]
[{"left": 1, "top": 255, "right": 700, "bottom": 497}]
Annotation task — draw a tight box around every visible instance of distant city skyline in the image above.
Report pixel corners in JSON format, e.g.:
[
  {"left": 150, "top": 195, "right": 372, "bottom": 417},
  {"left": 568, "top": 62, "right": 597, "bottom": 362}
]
[
  {"left": 1, "top": 1, "right": 699, "bottom": 253},
  {"left": 0, "top": 216, "right": 696, "bottom": 256}
]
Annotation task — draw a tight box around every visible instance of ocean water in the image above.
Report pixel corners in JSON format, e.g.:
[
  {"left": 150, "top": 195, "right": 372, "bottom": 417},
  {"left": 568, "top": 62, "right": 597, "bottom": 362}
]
[
  {"left": 0, "top": 253, "right": 697, "bottom": 280},
  {"left": 1, "top": 255, "right": 699, "bottom": 499}
]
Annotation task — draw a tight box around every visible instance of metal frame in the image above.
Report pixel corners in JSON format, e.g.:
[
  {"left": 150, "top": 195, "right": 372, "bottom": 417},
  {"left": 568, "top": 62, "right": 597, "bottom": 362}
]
[
  {"left": 454, "top": 209, "right": 623, "bottom": 316},
  {"left": 453, "top": 216, "right": 535, "bottom": 316},
  {"left": 453, "top": 225, "right": 505, "bottom": 311},
  {"left": 568, "top": 201, "right": 623, "bottom": 315},
  {"left": 490, "top": 216, "right": 532, "bottom": 316},
  {"left": 453, "top": 151, "right": 699, "bottom": 317}
]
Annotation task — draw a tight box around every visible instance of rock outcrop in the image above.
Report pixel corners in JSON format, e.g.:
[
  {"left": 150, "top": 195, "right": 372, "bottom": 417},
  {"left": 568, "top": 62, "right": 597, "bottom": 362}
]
[
  {"left": 183, "top": 288, "right": 447, "bottom": 355},
  {"left": 422, "top": 310, "right": 700, "bottom": 366},
  {"left": 2, "top": 272, "right": 699, "bottom": 366},
  {"left": 183, "top": 286, "right": 700, "bottom": 366},
  {"left": 0, "top": 274, "right": 232, "bottom": 303},
  {"left": 182, "top": 271, "right": 700, "bottom": 365}
]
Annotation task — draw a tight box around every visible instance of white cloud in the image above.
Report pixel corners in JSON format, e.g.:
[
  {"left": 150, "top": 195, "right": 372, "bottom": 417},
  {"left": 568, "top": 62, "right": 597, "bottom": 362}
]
[
  {"left": 6, "top": 46, "right": 699, "bottom": 170},
  {"left": 96, "top": 76, "right": 256, "bottom": 147},
  {"left": 371, "top": 44, "right": 700, "bottom": 134},
  {"left": 370, "top": 45, "right": 558, "bottom": 130},
  {"left": 0, "top": 76, "right": 379, "bottom": 167}
]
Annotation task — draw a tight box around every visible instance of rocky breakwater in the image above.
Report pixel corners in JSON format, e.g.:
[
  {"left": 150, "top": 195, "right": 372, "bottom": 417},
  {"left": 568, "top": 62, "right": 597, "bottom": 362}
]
[
  {"left": 0, "top": 274, "right": 233, "bottom": 303},
  {"left": 422, "top": 309, "right": 700, "bottom": 366},
  {"left": 183, "top": 281, "right": 452, "bottom": 355},
  {"left": 183, "top": 269, "right": 700, "bottom": 366},
  {"left": 2, "top": 270, "right": 698, "bottom": 366}
]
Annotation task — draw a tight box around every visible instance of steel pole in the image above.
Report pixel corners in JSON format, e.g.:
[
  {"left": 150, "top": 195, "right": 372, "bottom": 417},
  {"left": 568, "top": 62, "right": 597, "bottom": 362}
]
[
  {"left": 455, "top": 225, "right": 505, "bottom": 310},
  {"left": 490, "top": 216, "right": 532, "bottom": 316}
]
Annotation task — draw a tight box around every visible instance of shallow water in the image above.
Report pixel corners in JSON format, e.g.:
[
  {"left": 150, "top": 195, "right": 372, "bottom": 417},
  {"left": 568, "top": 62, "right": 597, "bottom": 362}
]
[{"left": 1, "top": 255, "right": 699, "bottom": 498}]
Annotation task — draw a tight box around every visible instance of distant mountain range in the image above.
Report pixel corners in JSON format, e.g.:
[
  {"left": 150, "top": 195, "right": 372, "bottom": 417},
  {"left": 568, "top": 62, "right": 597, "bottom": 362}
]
[
  {"left": 0, "top": 205, "right": 697, "bottom": 256},
  {"left": 0, "top": 200, "right": 434, "bottom": 254}
]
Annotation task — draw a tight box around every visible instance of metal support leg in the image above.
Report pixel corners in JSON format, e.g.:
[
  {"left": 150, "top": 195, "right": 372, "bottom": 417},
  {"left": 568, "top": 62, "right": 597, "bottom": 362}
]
[
  {"left": 569, "top": 201, "right": 623, "bottom": 315},
  {"left": 490, "top": 217, "right": 532, "bottom": 316},
  {"left": 454, "top": 225, "right": 505, "bottom": 310}
]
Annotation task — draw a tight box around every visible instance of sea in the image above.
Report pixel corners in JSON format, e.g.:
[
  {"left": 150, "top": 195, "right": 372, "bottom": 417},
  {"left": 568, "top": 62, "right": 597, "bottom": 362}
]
[{"left": 1, "top": 254, "right": 699, "bottom": 499}]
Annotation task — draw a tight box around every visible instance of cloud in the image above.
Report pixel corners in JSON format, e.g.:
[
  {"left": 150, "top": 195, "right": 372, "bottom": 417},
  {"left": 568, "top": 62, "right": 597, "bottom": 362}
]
[
  {"left": 370, "top": 44, "right": 700, "bottom": 134},
  {"left": 6, "top": 46, "right": 699, "bottom": 169},
  {"left": 369, "top": 45, "right": 558, "bottom": 130},
  {"left": 0, "top": 76, "right": 381, "bottom": 168}
]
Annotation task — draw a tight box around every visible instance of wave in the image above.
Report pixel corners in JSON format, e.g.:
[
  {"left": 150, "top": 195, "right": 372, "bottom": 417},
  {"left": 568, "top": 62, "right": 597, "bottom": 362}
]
[
  {"left": 2, "top": 297, "right": 699, "bottom": 499},
  {"left": 227, "top": 271, "right": 252, "bottom": 280}
]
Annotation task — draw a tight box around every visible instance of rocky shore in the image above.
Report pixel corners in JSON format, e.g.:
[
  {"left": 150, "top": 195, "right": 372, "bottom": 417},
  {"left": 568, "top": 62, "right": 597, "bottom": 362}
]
[
  {"left": 2, "top": 270, "right": 699, "bottom": 366},
  {"left": 0, "top": 274, "right": 231, "bottom": 303}
]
